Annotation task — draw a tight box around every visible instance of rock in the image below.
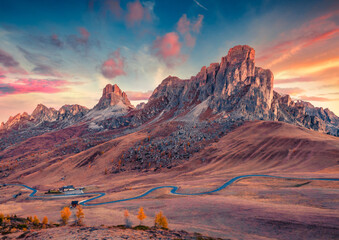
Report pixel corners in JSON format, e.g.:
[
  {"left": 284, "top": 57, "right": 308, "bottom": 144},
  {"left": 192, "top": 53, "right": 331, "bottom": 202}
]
[{"left": 94, "top": 84, "right": 133, "bottom": 110}]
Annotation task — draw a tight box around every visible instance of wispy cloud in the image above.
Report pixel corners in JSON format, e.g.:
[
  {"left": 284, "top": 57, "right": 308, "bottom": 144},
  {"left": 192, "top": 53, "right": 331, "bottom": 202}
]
[
  {"left": 298, "top": 95, "right": 339, "bottom": 102},
  {"left": 0, "top": 78, "right": 70, "bottom": 96},
  {"left": 0, "top": 48, "right": 27, "bottom": 75},
  {"left": 125, "top": 90, "right": 152, "bottom": 100},
  {"left": 176, "top": 14, "right": 204, "bottom": 48},
  {"left": 257, "top": 10, "right": 339, "bottom": 67},
  {"left": 17, "top": 46, "right": 63, "bottom": 77},
  {"left": 193, "top": 0, "right": 208, "bottom": 11},
  {"left": 274, "top": 87, "right": 305, "bottom": 95}
]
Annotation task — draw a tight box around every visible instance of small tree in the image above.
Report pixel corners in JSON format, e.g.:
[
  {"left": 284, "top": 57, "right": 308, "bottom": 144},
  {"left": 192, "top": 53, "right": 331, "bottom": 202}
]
[
  {"left": 124, "top": 209, "right": 132, "bottom": 228},
  {"left": 60, "top": 207, "right": 72, "bottom": 225},
  {"left": 154, "top": 211, "right": 168, "bottom": 229},
  {"left": 76, "top": 206, "right": 85, "bottom": 225},
  {"left": 33, "top": 215, "right": 40, "bottom": 226},
  {"left": 137, "top": 207, "right": 146, "bottom": 225},
  {"left": 42, "top": 216, "right": 48, "bottom": 225}
]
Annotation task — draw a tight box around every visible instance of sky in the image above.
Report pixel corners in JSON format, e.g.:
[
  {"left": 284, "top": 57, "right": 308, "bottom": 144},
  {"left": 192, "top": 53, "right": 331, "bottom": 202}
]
[{"left": 0, "top": 0, "right": 338, "bottom": 123}]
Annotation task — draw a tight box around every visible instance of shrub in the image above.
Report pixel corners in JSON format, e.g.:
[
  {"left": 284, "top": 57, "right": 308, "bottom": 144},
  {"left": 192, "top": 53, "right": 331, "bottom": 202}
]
[
  {"left": 154, "top": 211, "right": 168, "bottom": 229},
  {"left": 60, "top": 207, "right": 72, "bottom": 225},
  {"left": 137, "top": 207, "right": 147, "bottom": 225}
]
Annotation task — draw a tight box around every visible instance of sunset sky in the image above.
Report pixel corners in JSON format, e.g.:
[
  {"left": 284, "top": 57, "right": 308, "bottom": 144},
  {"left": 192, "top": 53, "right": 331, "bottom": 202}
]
[{"left": 0, "top": 0, "right": 338, "bottom": 123}]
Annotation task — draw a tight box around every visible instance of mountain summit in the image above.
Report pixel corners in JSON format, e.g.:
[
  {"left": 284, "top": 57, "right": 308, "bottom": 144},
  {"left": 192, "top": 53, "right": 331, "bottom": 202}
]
[{"left": 94, "top": 84, "right": 133, "bottom": 110}]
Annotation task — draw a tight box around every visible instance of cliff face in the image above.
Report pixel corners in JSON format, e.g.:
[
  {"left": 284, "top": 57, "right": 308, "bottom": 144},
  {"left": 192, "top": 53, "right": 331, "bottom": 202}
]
[
  {"left": 148, "top": 45, "right": 274, "bottom": 121},
  {"left": 94, "top": 84, "right": 133, "bottom": 110}
]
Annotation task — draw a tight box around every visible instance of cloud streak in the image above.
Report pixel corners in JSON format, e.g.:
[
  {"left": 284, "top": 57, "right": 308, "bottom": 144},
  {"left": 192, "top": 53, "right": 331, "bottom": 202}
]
[
  {"left": 0, "top": 78, "right": 70, "bottom": 96},
  {"left": 193, "top": 0, "right": 208, "bottom": 11},
  {"left": 274, "top": 87, "right": 305, "bottom": 95},
  {"left": 125, "top": 90, "right": 152, "bottom": 100}
]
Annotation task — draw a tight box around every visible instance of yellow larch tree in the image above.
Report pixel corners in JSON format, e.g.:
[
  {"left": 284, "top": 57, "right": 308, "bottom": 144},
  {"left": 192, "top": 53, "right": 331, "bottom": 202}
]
[
  {"left": 154, "top": 211, "right": 168, "bottom": 229},
  {"left": 60, "top": 207, "right": 72, "bottom": 225},
  {"left": 137, "top": 207, "right": 147, "bottom": 225},
  {"left": 76, "top": 206, "right": 85, "bottom": 225}
]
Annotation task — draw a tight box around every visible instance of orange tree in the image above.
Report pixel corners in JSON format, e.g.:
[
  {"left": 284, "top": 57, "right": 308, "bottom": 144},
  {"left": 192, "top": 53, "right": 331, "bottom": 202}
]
[
  {"left": 137, "top": 207, "right": 147, "bottom": 225},
  {"left": 154, "top": 211, "right": 168, "bottom": 229},
  {"left": 60, "top": 207, "right": 72, "bottom": 225}
]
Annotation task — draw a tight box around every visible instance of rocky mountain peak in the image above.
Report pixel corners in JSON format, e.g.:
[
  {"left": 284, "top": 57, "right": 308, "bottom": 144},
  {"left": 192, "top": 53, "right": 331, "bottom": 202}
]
[
  {"left": 94, "top": 84, "right": 133, "bottom": 110},
  {"left": 31, "top": 104, "right": 58, "bottom": 122},
  {"left": 225, "top": 45, "right": 255, "bottom": 66}
]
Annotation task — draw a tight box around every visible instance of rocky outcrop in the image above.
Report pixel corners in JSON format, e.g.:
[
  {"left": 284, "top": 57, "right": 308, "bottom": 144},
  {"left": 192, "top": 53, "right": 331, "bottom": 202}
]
[
  {"left": 0, "top": 112, "right": 32, "bottom": 130},
  {"left": 31, "top": 104, "right": 58, "bottom": 122},
  {"left": 94, "top": 84, "right": 133, "bottom": 110},
  {"left": 58, "top": 104, "right": 89, "bottom": 121},
  {"left": 140, "top": 45, "right": 274, "bottom": 122}
]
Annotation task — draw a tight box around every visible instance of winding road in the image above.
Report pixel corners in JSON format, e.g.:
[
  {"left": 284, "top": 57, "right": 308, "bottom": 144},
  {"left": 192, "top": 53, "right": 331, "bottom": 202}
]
[{"left": 2, "top": 174, "right": 339, "bottom": 206}]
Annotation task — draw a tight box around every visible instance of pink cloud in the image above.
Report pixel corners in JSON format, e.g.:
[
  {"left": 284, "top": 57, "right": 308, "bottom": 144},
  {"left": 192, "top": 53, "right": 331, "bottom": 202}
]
[
  {"left": 177, "top": 14, "right": 190, "bottom": 34},
  {"left": 79, "top": 27, "right": 90, "bottom": 42},
  {"left": 274, "top": 87, "right": 305, "bottom": 95},
  {"left": 192, "top": 14, "right": 204, "bottom": 33},
  {"left": 0, "top": 78, "right": 70, "bottom": 96},
  {"left": 185, "top": 33, "right": 196, "bottom": 48},
  {"left": 299, "top": 95, "right": 339, "bottom": 102},
  {"left": 152, "top": 32, "right": 186, "bottom": 68},
  {"left": 176, "top": 14, "right": 204, "bottom": 48},
  {"left": 106, "top": 0, "right": 123, "bottom": 19},
  {"left": 257, "top": 11, "right": 339, "bottom": 67},
  {"left": 302, "top": 28, "right": 339, "bottom": 48},
  {"left": 126, "top": 0, "right": 145, "bottom": 26},
  {"left": 275, "top": 77, "right": 315, "bottom": 84},
  {"left": 101, "top": 49, "right": 126, "bottom": 79},
  {"left": 125, "top": 90, "right": 152, "bottom": 100}
]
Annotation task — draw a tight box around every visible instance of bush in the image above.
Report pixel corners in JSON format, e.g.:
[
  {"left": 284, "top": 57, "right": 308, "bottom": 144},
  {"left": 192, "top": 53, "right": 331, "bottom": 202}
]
[{"left": 133, "top": 225, "right": 150, "bottom": 230}]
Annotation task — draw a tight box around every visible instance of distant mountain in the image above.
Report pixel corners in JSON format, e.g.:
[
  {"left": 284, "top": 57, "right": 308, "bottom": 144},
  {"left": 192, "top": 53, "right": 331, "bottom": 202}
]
[
  {"left": 85, "top": 84, "right": 134, "bottom": 123},
  {"left": 0, "top": 104, "right": 89, "bottom": 131}
]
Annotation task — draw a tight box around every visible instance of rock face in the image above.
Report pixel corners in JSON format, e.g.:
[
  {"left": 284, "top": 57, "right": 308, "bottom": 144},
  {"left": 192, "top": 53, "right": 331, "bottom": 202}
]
[
  {"left": 142, "top": 45, "right": 274, "bottom": 121},
  {"left": 94, "top": 84, "right": 133, "bottom": 110}
]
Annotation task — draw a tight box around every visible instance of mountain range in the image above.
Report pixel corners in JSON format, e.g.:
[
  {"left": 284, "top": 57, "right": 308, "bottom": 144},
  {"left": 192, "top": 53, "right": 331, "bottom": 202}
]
[
  {"left": 1, "top": 45, "right": 338, "bottom": 139},
  {"left": 0, "top": 45, "right": 338, "bottom": 180}
]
